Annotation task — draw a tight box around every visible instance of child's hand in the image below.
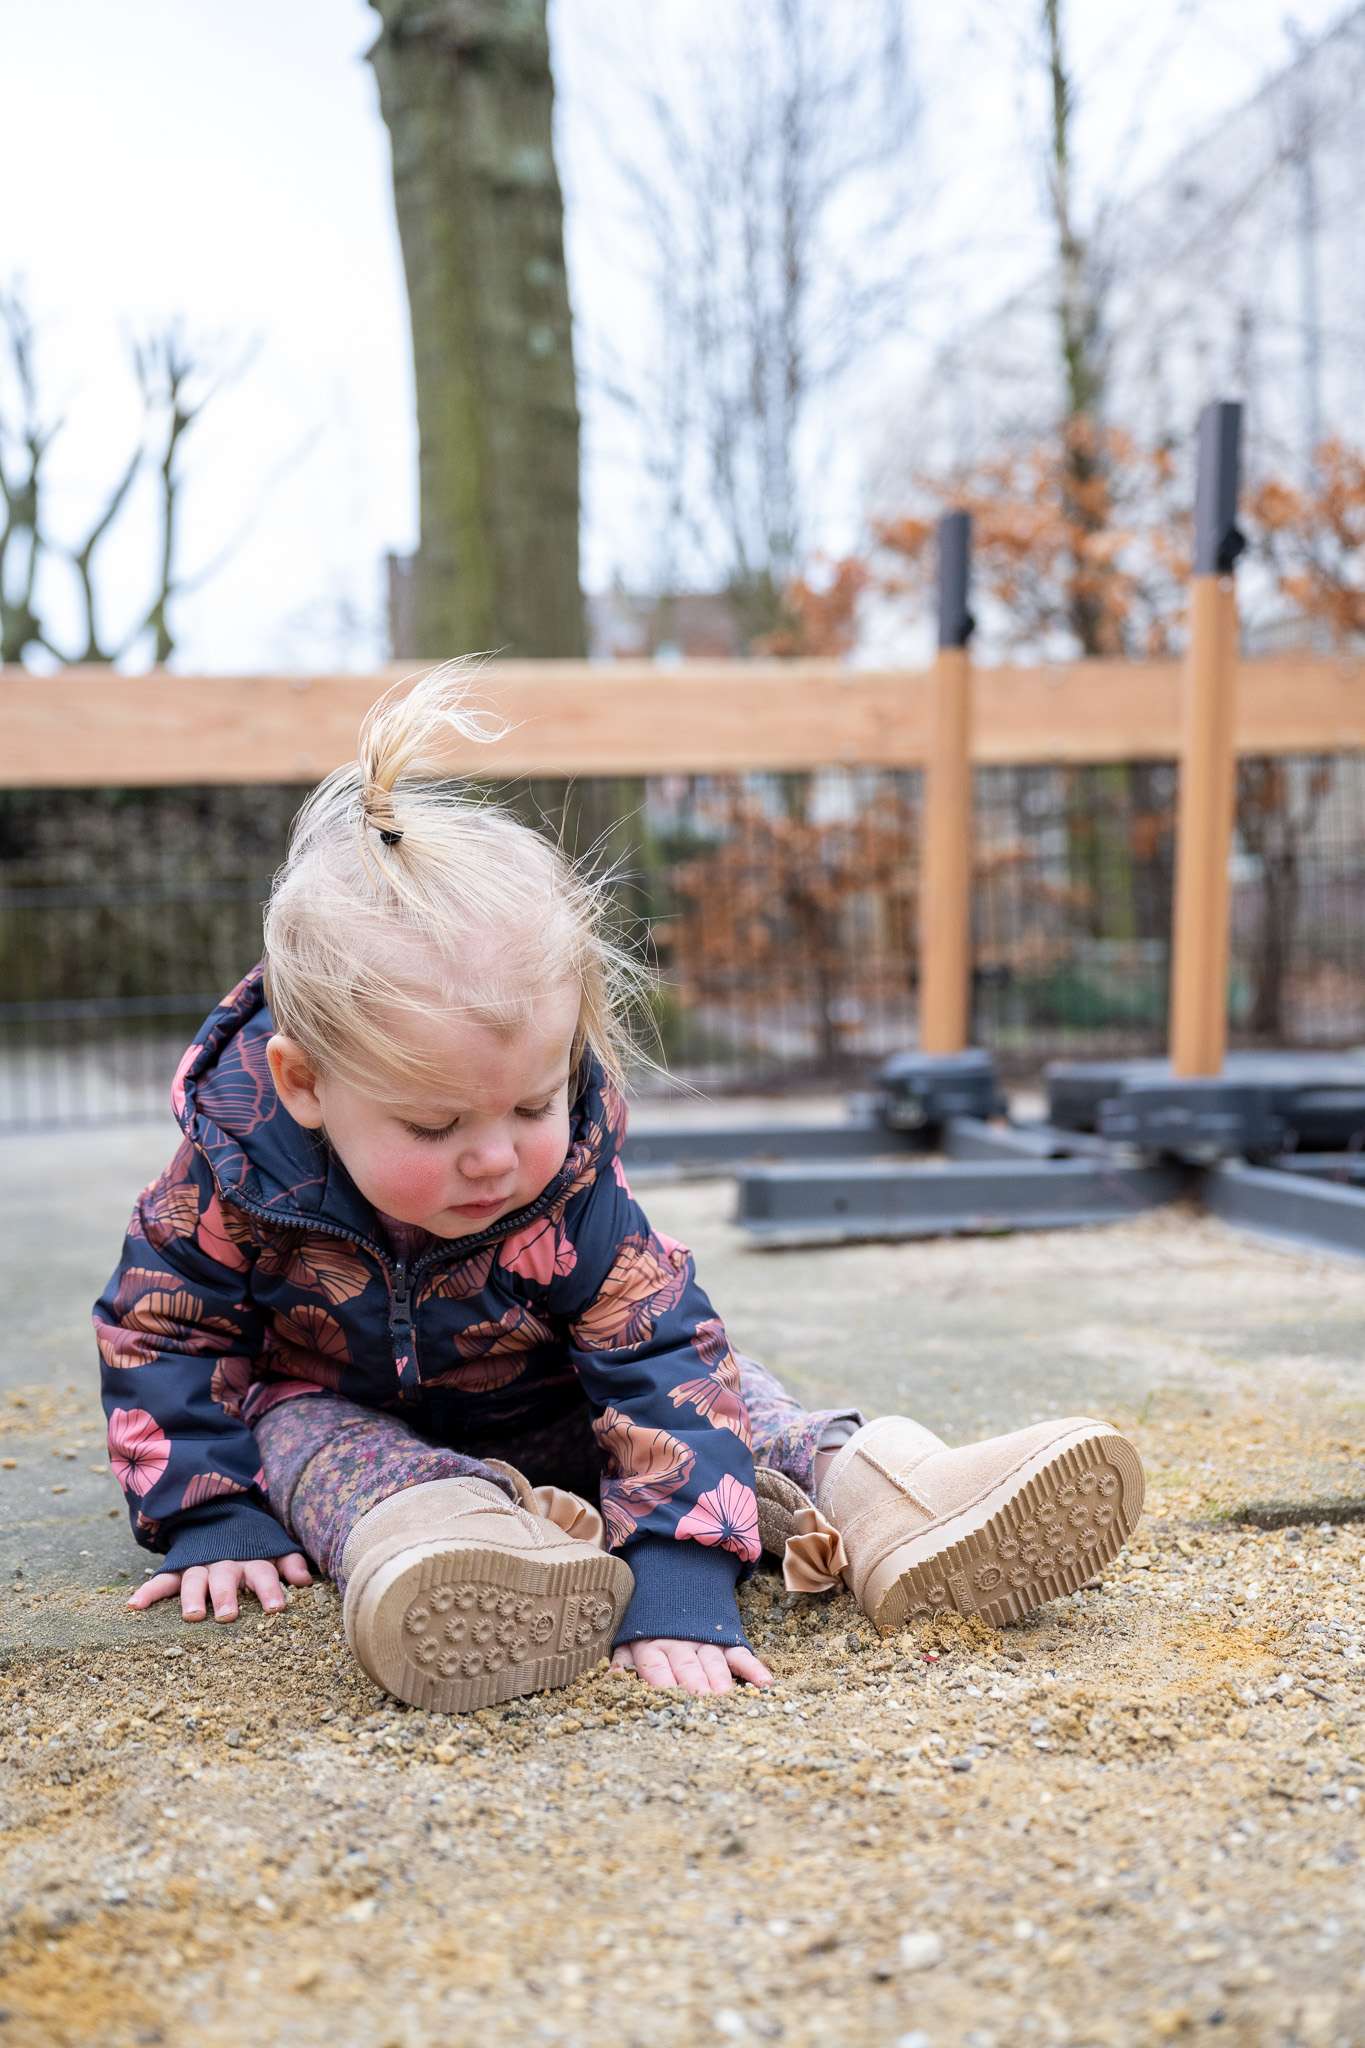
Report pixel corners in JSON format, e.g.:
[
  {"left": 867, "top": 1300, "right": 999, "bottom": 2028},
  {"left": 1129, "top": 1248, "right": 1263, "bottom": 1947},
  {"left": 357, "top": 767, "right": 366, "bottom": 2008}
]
[
  {"left": 127, "top": 1554, "right": 313, "bottom": 1624},
  {"left": 610, "top": 1639, "right": 773, "bottom": 1693}
]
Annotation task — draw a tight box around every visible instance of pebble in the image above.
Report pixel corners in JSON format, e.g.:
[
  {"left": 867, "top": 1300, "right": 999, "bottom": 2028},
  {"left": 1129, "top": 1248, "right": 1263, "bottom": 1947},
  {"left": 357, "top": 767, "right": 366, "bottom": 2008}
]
[{"left": 899, "top": 1930, "right": 944, "bottom": 1972}]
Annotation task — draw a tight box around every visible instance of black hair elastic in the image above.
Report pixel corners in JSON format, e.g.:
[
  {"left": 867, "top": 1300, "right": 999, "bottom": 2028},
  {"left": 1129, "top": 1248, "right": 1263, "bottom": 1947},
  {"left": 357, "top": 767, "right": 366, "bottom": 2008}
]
[{"left": 379, "top": 828, "right": 404, "bottom": 847}]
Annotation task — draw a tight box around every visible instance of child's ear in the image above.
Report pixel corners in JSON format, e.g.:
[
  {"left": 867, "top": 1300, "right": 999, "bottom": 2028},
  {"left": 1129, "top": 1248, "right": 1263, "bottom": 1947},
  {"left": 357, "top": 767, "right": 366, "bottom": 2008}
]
[{"left": 266, "top": 1035, "right": 326, "bottom": 1128}]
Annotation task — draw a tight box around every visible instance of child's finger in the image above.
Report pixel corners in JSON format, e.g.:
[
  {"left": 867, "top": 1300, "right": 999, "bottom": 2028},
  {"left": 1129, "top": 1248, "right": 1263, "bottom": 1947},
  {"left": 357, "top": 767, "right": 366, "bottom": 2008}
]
[
  {"left": 659, "top": 1642, "right": 716, "bottom": 1693},
  {"left": 689, "top": 1645, "right": 741, "bottom": 1692},
  {"left": 127, "top": 1571, "right": 182, "bottom": 1611},
  {"left": 629, "top": 1640, "right": 686, "bottom": 1689},
  {"left": 206, "top": 1560, "right": 244, "bottom": 1623},
  {"left": 724, "top": 1647, "right": 773, "bottom": 1688},
  {"left": 179, "top": 1566, "right": 212, "bottom": 1622},
  {"left": 243, "top": 1559, "right": 288, "bottom": 1612},
  {"left": 278, "top": 1552, "right": 313, "bottom": 1587}
]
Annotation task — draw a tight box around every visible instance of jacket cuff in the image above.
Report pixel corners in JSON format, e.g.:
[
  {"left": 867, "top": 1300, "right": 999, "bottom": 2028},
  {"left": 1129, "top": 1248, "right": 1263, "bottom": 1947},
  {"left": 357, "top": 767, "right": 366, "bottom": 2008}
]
[
  {"left": 614, "top": 1534, "right": 751, "bottom": 1649},
  {"left": 158, "top": 1501, "right": 297, "bottom": 1574}
]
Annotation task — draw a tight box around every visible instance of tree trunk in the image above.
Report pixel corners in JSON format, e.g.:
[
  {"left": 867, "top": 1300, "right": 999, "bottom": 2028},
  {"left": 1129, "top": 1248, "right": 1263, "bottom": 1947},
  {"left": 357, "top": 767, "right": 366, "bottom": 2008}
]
[
  {"left": 1237, "top": 759, "right": 1299, "bottom": 1042},
  {"left": 368, "top": 0, "right": 585, "bottom": 658}
]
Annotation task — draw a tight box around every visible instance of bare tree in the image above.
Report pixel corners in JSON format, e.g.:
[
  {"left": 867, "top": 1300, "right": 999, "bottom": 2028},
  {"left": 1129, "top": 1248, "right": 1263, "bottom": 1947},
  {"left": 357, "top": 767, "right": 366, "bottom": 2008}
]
[
  {"left": 587, "top": 0, "right": 920, "bottom": 645},
  {"left": 1040, "top": 0, "right": 1122, "bottom": 657},
  {"left": 0, "top": 289, "right": 54, "bottom": 665},
  {"left": 63, "top": 442, "right": 143, "bottom": 665},
  {"left": 1234, "top": 755, "right": 1333, "bottom": 1042},
  {"left": 0, "top": 288, "right": 260, "bottom": 669},
  {"left": 129, "top": 326, "right": 260, "bottom": 667}
]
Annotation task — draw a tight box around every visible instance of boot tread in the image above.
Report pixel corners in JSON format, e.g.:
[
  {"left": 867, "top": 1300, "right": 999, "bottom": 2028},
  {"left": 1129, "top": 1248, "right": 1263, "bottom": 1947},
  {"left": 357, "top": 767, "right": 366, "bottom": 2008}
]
[
  {"left": 352, "top": 1542, "right": 634, "bottom": 1713},
  {"left": 872, "top": 1432, "right": 1144, "bottom": 1631}
]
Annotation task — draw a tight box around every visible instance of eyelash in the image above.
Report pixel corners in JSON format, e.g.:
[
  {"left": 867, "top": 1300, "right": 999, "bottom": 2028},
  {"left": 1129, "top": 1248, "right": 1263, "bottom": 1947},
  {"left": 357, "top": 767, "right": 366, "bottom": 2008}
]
[{"left": 402, "top": 1100, "right": 556, "bottom": 1142}]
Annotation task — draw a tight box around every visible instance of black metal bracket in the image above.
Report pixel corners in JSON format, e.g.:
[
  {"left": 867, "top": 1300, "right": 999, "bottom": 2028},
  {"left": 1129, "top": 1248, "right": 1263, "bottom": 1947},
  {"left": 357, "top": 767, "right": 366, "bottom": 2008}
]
[
  {"left": 1050, "top": 1052, "right": 1365, "bottom": 1157},
  {"left": 1194, "top": 399, "right": 1246, "bottom": 574},
  {"left": 878, "top": 1048, "right": 1002, "bottom": 1131},
  {"left": 937, "top": 510, "right": 975, "bottom": 648}
]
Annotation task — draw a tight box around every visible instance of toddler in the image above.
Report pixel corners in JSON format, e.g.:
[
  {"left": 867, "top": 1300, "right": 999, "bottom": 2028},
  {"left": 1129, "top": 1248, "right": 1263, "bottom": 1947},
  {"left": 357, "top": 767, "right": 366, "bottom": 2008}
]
[{"left": 96, "top": 669, "right": 1145, "bottom": 1710}]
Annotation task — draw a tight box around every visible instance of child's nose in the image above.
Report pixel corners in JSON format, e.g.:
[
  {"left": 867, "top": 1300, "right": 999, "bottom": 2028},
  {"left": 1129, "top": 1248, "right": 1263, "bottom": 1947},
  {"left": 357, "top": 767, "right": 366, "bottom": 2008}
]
[{"left": 457, "top": 1129, "right": 518, "bottom": 1181}]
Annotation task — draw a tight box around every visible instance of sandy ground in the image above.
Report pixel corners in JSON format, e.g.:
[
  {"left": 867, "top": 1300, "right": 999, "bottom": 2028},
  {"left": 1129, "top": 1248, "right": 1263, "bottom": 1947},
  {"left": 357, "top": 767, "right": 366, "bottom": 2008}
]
[{"left": 5, "top": 1128, "right": 1365, "bottom": 2044}]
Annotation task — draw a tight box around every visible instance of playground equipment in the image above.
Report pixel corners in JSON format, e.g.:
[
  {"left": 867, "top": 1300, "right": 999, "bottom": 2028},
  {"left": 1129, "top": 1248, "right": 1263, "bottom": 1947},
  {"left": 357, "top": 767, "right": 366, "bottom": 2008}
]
[{"left": 619, "top": 401, "right": 1365, "bottom": 1260}]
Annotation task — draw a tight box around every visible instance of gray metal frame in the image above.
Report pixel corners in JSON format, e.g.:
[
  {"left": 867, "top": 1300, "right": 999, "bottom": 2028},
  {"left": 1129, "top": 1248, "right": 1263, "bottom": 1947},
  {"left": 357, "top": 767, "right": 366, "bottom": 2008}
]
[
  {"left": 619, "top": 1119, "right": 919, "bottom": 1181},
  {"left": 625, "top": 1107, "right": 1365, "bottom": 1262},
  {"left": 735, "top": 1151, "right": 1190, "bottom": 1248},
  {"left": 1205, "top": 1161, "right": 1365, "bottom": 1259}
]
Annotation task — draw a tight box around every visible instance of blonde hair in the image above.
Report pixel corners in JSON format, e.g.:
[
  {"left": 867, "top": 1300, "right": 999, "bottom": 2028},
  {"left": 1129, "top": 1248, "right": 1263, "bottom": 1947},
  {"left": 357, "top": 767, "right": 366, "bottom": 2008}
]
[{"left": 263, "top": 663, "right": 641, "bottom": 1096}]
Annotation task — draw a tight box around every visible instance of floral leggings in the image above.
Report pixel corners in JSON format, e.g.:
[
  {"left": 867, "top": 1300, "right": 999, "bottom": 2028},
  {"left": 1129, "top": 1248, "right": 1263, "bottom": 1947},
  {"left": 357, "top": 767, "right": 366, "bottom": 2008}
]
[{"left": 254, "top": 1359, "right": 862, "bottom": 1593}]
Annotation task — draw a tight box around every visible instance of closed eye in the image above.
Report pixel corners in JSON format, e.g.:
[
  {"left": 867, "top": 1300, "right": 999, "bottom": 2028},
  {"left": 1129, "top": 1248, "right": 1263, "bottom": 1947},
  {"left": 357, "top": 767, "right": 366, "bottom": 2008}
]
[
  {"left": 401, "top": 1118, "right": 459, "bottom": 1143},
  {"left": 516, "top": 1099, "right": 558, "bottom": 1121}
]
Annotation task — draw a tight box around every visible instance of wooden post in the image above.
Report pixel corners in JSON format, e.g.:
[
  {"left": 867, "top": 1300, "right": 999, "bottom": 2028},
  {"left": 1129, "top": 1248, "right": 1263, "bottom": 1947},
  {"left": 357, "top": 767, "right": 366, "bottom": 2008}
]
[
  {"left": 1170, "top": 401, "right": 1245, "bottom": 1077},
  {"left": 919, "top": 511, "right": 975, "bottom": 1054}
]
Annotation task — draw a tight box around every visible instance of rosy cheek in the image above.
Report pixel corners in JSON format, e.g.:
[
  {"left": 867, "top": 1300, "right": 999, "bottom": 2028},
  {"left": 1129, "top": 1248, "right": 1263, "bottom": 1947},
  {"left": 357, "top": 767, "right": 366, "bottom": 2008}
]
[
  {"left": 354, "top": 1141, "right": 450, "bottom": 1222},
  {"left": 518, "top": 1116, "right": 571, "bottom": 1197}
]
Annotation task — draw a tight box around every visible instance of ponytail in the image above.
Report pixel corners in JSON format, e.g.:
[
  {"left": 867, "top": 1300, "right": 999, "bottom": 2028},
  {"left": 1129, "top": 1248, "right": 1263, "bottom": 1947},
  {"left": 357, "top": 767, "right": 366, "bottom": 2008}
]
[{"left": 262, "top": 663, "right": 643, "bottom": 1094}]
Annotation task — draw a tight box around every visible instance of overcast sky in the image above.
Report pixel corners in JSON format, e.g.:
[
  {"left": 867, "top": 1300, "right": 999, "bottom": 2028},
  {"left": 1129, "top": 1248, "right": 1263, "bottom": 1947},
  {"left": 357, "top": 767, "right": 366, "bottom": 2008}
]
[{"left": 0, "top": 0, "right": 1352, "bottom": 672}]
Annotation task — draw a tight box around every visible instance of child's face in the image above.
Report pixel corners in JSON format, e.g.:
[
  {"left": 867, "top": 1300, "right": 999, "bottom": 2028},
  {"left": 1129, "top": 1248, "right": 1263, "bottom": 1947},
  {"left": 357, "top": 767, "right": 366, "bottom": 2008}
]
[{"left": 266, "top": 980, "right": 584, "bottom": 1238}]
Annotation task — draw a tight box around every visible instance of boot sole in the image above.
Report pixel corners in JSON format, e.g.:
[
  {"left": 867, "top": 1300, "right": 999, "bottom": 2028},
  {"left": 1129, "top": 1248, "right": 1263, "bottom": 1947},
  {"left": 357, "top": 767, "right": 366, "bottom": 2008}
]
[
  {"left": 868, "top": 1430, "right": 1144, "bottom": 1631},
  {"left": 348, "top": 1540, "right": 635, "bottom": 1713}
]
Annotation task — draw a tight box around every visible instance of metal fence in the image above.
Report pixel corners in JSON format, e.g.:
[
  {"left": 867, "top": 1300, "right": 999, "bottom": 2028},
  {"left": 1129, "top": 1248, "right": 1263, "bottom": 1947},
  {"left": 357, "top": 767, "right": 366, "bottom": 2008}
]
[
  {"left": 0, "top": 785, "right": 305, "bottom": 1131},
  {"left": 2, "top": 760, "right": 1364, "bottom": 1130}
]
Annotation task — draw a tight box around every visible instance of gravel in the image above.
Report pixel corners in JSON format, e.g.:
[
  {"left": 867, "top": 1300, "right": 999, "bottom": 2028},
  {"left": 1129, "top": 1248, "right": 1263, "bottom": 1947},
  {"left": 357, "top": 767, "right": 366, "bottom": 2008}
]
[
  {"left": 7, "top": 1161, "right": 1365, "bottom": 2044},
  {"left": 4, "top": 1407, "right": 1365, "bottom": 2047}
]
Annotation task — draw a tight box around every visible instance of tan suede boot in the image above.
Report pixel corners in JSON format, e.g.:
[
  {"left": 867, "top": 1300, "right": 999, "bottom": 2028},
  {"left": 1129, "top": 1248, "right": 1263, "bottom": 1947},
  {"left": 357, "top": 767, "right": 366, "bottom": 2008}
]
[
  {"left": 818, "top": 1414, "right": 1144, "bottom": 1630},
  {"left": 341, "top": 1476, "right": 634, "bottom": 1713}
]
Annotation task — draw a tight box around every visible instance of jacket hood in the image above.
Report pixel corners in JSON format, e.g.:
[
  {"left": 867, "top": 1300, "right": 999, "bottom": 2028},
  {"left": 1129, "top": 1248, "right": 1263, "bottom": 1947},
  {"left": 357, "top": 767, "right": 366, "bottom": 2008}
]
[{"left": 170, "top": 964, "right": 626, "bottom": 1250}]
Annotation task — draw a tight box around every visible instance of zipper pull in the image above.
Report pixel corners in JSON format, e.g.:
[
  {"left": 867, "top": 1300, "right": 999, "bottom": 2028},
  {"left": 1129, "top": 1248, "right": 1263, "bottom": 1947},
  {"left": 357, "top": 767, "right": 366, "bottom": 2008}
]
[{"left": 389, "top": 1262, "right": 420, "bottom": 1393}]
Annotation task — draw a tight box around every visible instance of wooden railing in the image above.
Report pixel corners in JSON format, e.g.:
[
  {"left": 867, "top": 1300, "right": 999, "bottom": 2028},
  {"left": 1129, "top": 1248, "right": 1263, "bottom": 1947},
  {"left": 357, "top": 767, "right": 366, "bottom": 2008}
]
[{"left": 2, "top": 653, "right": 1364, "bottom": 788}]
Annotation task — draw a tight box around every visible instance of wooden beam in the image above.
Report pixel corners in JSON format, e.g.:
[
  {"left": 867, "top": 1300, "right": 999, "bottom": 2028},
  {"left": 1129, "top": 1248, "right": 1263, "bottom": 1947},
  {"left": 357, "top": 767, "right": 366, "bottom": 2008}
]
[
  {"left": 1169, "top": 577, "right": 1240, "bottom": 1077},
  {"left": 2, "top": 653, "right": 1364, "bottom": 788},
  {"left": 0, "top": 663, "right": 923, "bottom": 787},
  {"left": 918, "top": 646, "right": 974, "bottom": 1054}
]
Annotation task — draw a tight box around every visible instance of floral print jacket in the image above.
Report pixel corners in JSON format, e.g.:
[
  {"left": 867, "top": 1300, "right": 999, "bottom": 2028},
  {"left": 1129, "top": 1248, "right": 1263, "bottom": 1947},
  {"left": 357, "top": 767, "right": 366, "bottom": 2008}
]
[{"left": 94, "top": 968, "right": 761, "bottom": 1646}]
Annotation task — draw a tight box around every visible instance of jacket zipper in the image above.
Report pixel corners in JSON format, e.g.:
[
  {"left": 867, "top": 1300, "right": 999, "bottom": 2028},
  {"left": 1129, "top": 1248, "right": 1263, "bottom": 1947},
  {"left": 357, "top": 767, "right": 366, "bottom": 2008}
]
[{"left": 388, "top": 1260, "right": 420, "bottom": 1396}]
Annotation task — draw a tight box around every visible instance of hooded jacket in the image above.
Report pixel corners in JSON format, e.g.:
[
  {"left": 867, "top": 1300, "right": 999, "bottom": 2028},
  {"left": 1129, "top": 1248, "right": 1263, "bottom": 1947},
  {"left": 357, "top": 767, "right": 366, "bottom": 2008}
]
[{"left": 93, "top": 968, "right": 761, "bottom": 1647}]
